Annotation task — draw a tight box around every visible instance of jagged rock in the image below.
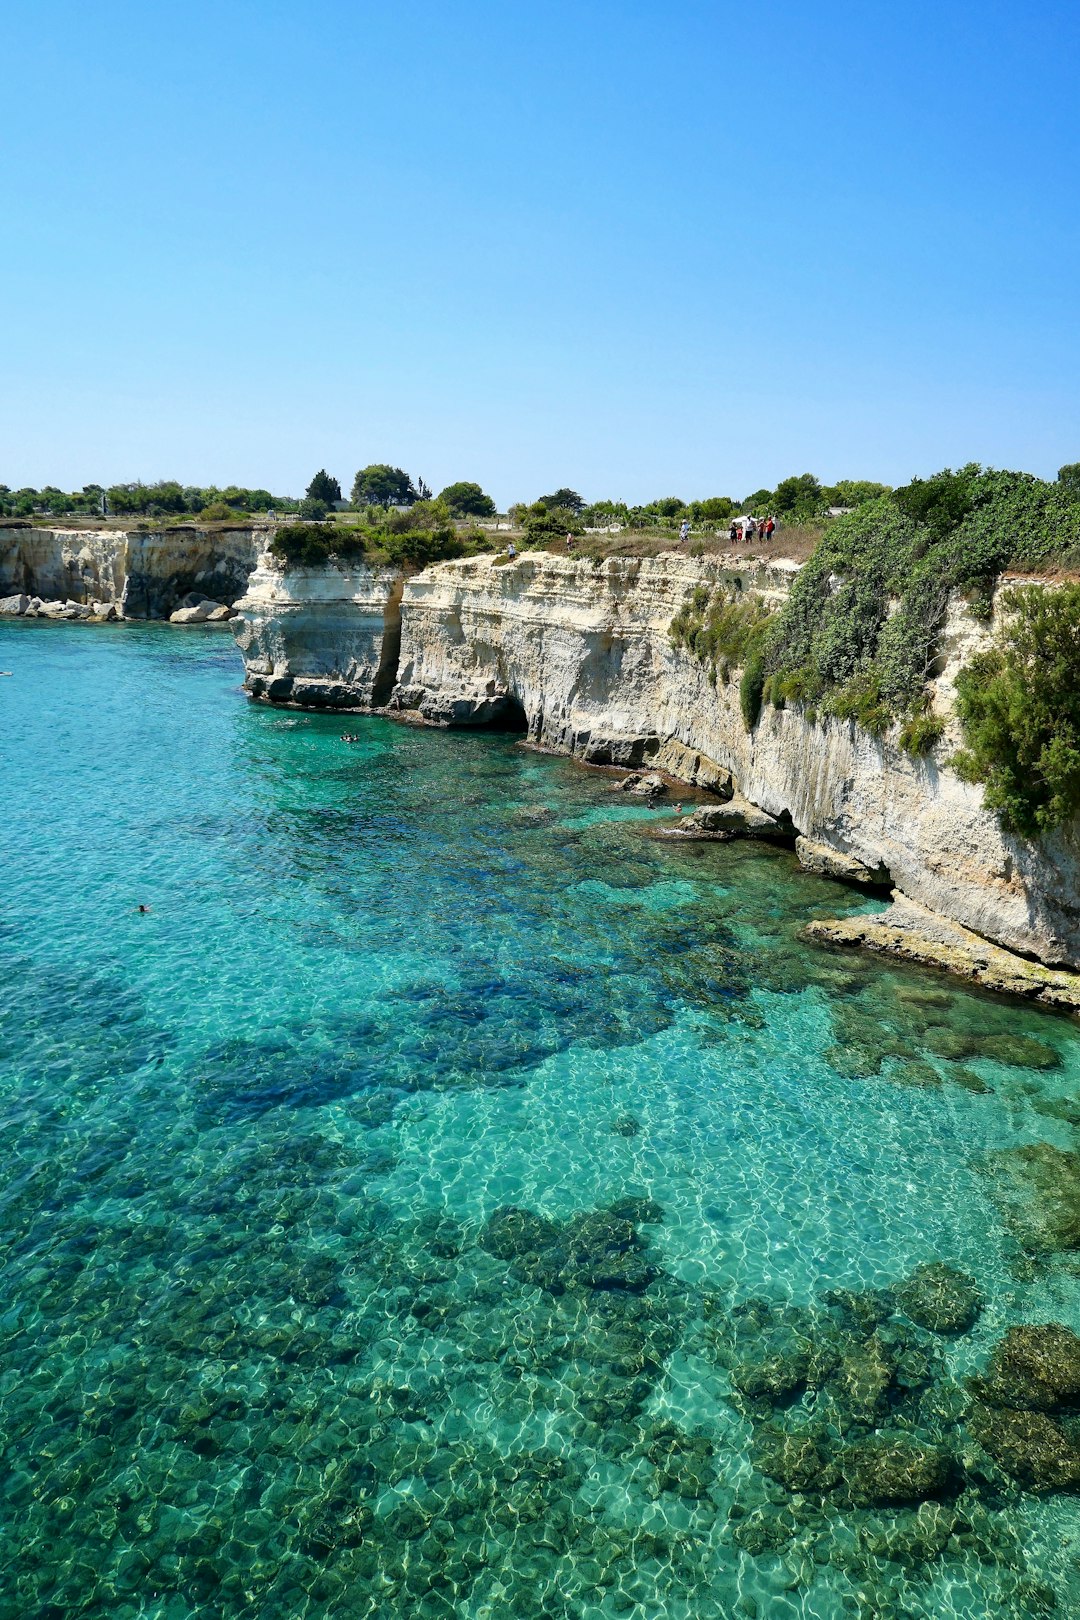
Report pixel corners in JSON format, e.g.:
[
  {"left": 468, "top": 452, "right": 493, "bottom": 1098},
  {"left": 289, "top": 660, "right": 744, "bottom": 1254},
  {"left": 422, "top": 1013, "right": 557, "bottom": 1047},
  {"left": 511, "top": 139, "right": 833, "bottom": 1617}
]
[
  {"left": 841, "top": 1435, "right": 956, "bottom": 1506},
  {"left": 753, "top": 1426, "right": 837, "bottom": 1492},
  {"left": 613, "top": 773, "right": 642, "bottom": 792},
  {"left": 967, "top": 1403, "right": 1080, "bottom": 1491},
  {"left": 895, "top": 1263, "right": 982, "bottom": 1336},
  {"left": 478, "top": 1202, "right": 656, "bottom": 1296},
  {"left": 665, "top": 794, "right": 784, "bottom": 840},
  {"left": 205, "top": 603, "right": 236, "bottom": 621},
  {"left": 0, "top": 593, "right": 29, "bottom": 615},
  {"left": 627, "top": 772, "right": 666, "bottom": 798},
  {"left": 972, "top": 1324, "right": 1080, "bottom": 1412},
  {"left": 795, "top": 835, "right": 889, "bottom": 887}
]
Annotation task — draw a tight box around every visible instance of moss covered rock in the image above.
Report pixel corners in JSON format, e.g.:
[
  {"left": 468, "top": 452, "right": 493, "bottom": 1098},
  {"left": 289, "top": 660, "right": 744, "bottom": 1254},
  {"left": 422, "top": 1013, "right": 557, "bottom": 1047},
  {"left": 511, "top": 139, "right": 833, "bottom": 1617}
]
[
  {"left": 972, "top": 1323, "right": 1080, "bottom": 1412},
  {"left": 968, "top": 1403, "right": 1080, "bottom": 1491},
  {"left": 478, "top": 1202, "right": 657, "bottom": 1296},
  {"left": 895, "top": 1263, "right": 982, "bottom": 1336},
  {"left": 841, "top": 1435, "right": 956, "bottom": 1505},
  {"left": 980, "top": 1143, "right": 1080, "bottom": 1253},
  {"left": 753, "top": 1426, "right": 837, "bottom": 1493},
  {"left": 975, "top": 1034, "right": 1060, "bottom": 1070}
]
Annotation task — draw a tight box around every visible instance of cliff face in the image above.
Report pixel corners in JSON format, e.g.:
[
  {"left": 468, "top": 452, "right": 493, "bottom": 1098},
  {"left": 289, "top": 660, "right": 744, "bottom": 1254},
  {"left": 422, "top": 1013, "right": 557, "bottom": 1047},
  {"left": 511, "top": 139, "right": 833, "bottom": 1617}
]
[
  {"left": 0, "top": 526, "right": 263, "bottom": 617},
  {"left": 232, "top": 555, "right": 404, "bottom": 708},
  {"left": 229, "top": 547, "right": 1080, "bottom": 971}
]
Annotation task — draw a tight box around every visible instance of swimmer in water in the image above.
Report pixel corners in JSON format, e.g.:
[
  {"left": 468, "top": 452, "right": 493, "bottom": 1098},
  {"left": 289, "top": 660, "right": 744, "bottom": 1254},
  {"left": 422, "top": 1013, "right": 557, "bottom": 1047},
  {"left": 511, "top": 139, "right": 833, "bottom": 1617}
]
[{"left": 137, "top": 904, "right": 150, "bottom": 914}]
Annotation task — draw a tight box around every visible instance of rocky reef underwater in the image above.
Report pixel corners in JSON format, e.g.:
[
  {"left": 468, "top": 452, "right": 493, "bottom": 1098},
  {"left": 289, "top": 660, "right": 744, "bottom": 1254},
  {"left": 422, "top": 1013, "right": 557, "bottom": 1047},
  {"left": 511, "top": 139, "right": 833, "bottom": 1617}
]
[{"left": 1, "top": 621, "right": 1079, "bottom": 1619}]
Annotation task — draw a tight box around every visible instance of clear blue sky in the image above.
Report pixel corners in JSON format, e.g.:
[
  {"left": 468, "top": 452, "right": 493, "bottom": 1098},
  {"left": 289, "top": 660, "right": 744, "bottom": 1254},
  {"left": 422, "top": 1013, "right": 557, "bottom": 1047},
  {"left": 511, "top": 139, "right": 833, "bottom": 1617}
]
[{"left": 3, "top": 0, "right": 1078, "bottom": 506}]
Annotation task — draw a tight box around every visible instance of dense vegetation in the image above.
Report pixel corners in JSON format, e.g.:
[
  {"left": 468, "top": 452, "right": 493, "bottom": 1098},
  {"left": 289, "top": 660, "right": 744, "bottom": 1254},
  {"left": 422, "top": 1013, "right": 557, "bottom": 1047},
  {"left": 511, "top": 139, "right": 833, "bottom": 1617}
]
[
  {"left": 953, "top": 584, "right": 1080, "bottom": 835},
  {"left": 669, "top": 584, "right": 775, "bottom": 728},
  {"left": 268, "top": 504, "right": 497, "bottom": 570},
  {"left": 761, "top": 466, "right": 1080, "bottom": 734},
  {"left": 0, "top": 480, "right": 286, "bottom": 519},
  {"left": 668, "top": 464, "right": 1080, "bottom": 834}
]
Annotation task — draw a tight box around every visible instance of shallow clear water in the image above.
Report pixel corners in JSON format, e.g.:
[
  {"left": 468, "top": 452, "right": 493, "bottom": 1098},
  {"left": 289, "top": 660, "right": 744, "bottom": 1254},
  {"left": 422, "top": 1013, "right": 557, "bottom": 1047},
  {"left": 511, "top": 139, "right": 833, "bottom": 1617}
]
[{"left": 1, "top": 621, "right": 1078, "bottom": 1619}]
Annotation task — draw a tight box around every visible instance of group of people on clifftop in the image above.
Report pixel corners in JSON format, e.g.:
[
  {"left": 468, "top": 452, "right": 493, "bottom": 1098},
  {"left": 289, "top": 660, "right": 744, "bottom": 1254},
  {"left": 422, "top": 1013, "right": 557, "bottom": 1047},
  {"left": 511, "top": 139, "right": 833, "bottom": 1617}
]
[{"left": 675, "top": 515, "right": 777, "bottom": 546}]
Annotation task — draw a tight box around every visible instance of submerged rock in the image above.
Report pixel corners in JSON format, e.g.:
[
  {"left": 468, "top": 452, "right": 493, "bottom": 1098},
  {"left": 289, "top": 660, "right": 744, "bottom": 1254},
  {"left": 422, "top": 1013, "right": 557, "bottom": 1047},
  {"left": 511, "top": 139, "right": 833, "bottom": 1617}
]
[
  {"left": 972, "top": 1324, "right": 1080, "bottom": 1412},
  {"left": 968, "top": 1404, "right": 1080, "bottom": 1491},
  {"left": 979, "top": 1143, "right": 1080, "bottom": 1253},
  {"left": 753, "top": 1425, "right": 838, "bottom": 1492},
  {"left": 841, "top": 1435, "right": 956, "bottom": 1506},
  {"left": 643, "top": 1422, "right": 715, "bottom": 1498},
  {"left": 478, "top": 1201, "right": 658, "bottom": 1296},
  {"left": 895, "top": 1263, "right": 982, "bottom": 1337}
]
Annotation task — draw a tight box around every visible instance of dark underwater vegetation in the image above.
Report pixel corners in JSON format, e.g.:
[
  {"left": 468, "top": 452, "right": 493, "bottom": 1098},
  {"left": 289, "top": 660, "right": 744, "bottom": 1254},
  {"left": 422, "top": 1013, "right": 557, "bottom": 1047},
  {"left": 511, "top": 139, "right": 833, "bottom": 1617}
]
[{"left": 1, "top": 619, "right": 1078, "bottom": 1619}]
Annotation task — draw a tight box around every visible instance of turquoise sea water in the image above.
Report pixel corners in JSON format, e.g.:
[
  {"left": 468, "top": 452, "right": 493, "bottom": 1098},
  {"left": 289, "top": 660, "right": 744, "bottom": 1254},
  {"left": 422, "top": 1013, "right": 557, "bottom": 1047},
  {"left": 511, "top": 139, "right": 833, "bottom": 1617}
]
[{"left": 1, "top": 620, "right": 1078, "bottom": 1620}]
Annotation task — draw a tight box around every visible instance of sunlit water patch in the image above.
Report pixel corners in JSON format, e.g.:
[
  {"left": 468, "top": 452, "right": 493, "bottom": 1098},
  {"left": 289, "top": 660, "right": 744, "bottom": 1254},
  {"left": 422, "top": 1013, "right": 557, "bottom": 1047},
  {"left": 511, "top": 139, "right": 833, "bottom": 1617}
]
[{"left": 1, "top": 619, "right": 1079, "bottom": 1619}]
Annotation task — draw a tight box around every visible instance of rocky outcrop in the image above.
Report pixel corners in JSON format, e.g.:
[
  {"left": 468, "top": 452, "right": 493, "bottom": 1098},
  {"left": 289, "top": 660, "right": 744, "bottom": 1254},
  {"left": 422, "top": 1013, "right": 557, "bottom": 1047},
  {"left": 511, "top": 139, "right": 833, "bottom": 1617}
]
[
  {"left": 226, "top": 546, "right": 1080, "bottom": 973},
  {"left": 0, "top": 525, "right": 262, "bottom": 618},
  {"left": 385, "top": 551, "right": 1080, "bottom": 969},
  {"left": 808, "top": 896, "right": 1080, "bottom": 1010},
  {"left": 231, "top": 555, "right": 404, "bottom": 708}
]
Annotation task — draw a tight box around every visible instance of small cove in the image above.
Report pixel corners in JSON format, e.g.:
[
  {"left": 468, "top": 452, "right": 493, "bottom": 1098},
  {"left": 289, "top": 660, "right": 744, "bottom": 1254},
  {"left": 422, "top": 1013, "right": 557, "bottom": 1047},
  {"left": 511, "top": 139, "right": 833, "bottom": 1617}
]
[{"left": 1, "top": 619, "right": 1078, "bottom": 1619}]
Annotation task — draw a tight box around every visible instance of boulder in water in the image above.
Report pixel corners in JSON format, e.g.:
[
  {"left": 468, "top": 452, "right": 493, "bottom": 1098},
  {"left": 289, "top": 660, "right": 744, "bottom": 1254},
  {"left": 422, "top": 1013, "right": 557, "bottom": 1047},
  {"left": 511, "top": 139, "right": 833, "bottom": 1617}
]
[
  {"left": 972, "top": 1323, "right": 1080, "bottom": 1412},
  {"left": 895, "top": 1262, "right": 982, "bottom": 1336},
  {"left": 968, "top": 1403, "right": 1080, "bottom": 1491},
  {"left": 841, "top": 1435, "right": 955, "bottom": 1505}
]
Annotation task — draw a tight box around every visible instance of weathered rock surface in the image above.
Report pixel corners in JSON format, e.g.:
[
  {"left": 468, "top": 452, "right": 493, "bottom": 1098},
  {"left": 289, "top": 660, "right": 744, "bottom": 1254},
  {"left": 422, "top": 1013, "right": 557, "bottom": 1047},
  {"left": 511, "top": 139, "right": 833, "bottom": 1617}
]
[
  {"left": 796, "top": 835, "right": 890, "bottom": 887},
  {"left": 169, "top": 597, "right": 233, "bottom": 624},
  {"left": 664, "top": 795, "right": 785, "bottom": 840},
  {"left": 228, "top": 546, "right": 1080, "bottom": 972},
  {"left": 807, "top": 895, "right": 1080, "bottom": 1009},
  {"left": 232, "top": 556, "right": 404, "bottom": 709},
  {"left": 0, "top": 592, "right": 29, "bottom": 615},
  {"left": 0, "top": 525, "right": 262, "bottom": 618}
]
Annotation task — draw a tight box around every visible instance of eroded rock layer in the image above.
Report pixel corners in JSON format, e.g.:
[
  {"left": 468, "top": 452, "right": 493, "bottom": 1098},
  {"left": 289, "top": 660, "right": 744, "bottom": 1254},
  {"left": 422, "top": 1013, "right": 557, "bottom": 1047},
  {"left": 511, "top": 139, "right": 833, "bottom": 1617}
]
[{"left": 230, "top": 548, "right": 1080, "bottom": 972}]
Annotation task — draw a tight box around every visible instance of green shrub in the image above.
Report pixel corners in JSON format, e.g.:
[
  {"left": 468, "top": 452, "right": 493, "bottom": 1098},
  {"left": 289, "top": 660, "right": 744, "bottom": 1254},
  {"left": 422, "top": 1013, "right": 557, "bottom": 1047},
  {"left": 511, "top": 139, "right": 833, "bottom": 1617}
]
[
  {"left": 954, "top": 584, "right": 1080, "bottom": 834},
  {"left": 763, "top": 467, "right": 1080, "bottom": 730},
  {"left": 269, "top": 523, "right": 366, "bottom": 566},
  {"left": 670, "top": 583, "right": 775, "bottom": 729},
  {"left": 899, "top": 711, "right": 947, "bottom": 757},
  {"left": 269, "top": 519, "right": 493, "bottom": 570}
]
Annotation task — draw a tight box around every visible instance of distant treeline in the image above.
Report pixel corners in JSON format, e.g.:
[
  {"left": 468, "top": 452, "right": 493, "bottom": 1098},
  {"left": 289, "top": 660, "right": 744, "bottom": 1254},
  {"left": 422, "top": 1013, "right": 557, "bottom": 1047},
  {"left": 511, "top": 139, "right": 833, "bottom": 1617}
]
[
  {"left": 0, "top": 482, "right": 290, "bottom": 521},
  {"left": 7, "top": 463, "right": 1078, "bottom": 532}
]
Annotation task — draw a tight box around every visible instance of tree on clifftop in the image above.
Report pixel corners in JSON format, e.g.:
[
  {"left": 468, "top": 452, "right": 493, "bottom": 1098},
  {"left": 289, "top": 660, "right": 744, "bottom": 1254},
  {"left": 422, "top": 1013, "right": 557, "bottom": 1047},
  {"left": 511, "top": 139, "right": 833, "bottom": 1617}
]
[
  {"left": 351, "top": 464, "right": 418, "bottom": 506},
  {"left": 306, "top": 469, "right": 342, "bottom": 505},
  {"left": 537, "top": 488, "right": 584, "bottom": 515},
  {"left": 438, "top": 481, "right": 496, "bottom": 517}
]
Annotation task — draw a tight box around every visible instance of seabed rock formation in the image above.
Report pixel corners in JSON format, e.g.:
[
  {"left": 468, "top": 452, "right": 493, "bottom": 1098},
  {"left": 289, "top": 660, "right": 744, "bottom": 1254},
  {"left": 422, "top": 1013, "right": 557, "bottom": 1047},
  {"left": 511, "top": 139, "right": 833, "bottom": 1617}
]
[{"left": 229, "top": 546, "right": 1080, "bottom": 984}]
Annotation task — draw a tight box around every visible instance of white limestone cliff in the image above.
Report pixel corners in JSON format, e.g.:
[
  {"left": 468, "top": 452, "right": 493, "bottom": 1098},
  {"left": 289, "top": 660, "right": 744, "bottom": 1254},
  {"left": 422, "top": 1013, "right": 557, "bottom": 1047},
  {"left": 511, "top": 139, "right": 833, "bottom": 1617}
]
[
  {"left": 230, "top": 547, "right": 1080, "bottom": 972},
  {"left": 232, "top": 555, "right": 404, "bottom": 708},
  {"left": 0, "top": 525, "right": 263, "bottom": 618}
]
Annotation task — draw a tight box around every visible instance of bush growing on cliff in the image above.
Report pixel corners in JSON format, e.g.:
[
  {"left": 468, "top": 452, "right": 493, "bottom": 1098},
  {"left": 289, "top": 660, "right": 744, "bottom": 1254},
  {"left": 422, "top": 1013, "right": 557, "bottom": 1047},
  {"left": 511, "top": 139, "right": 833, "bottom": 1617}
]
[
  {"left": 269, "top": 517, "right": 494, "bottom": 570},
  {"left": 670, "top": 584, "right": 775, "bottom": 728},
  {"left": 953, "top": 584, "right": 1080, "bottom": 835},
  {"left": 270, "top": 523, "right": 367, "bottom": 565},
  {"left": 762, "top": 467, "right": 1080, "bottom": 731}
]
